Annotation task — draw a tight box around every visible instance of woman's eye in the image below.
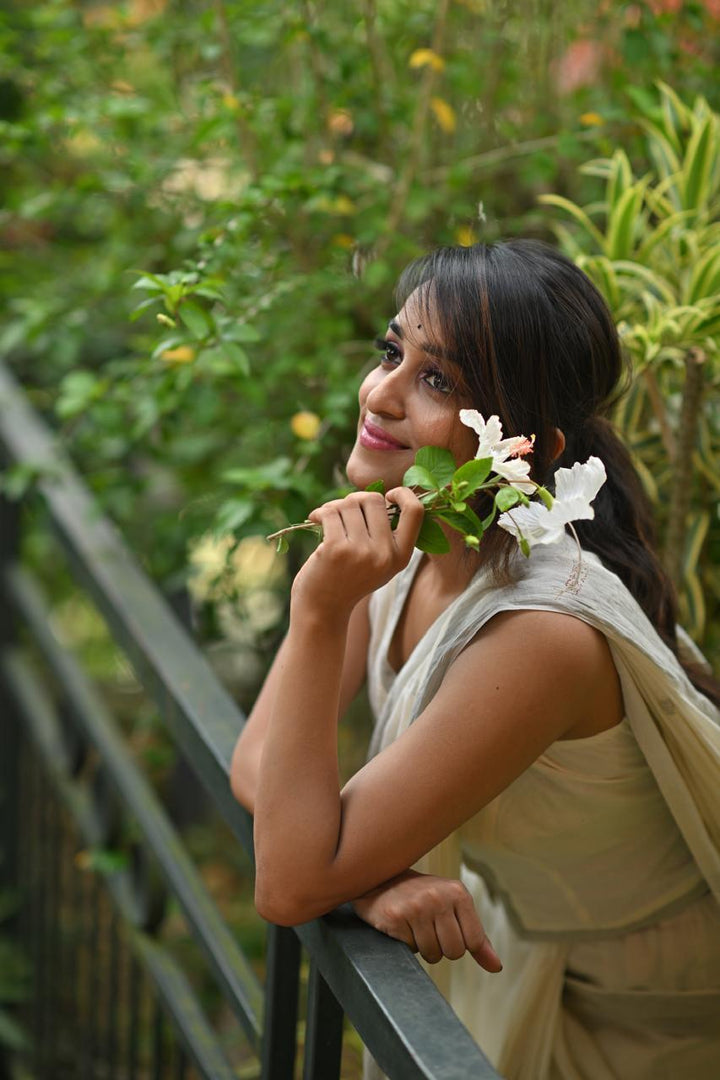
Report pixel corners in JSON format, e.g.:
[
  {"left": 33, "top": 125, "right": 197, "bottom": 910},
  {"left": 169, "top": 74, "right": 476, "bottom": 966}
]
[
  {"left": 423, "top": 368, "right": 452, "bottom": 394},
  {"left": 374, "top": 337, "right": 401, "bottom": 364}
]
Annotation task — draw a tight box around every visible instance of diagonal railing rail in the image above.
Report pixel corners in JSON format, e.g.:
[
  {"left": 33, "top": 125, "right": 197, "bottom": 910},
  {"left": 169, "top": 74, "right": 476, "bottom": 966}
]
[{"left": 0, "top": 360, "right": 501, "bottom": 1079}]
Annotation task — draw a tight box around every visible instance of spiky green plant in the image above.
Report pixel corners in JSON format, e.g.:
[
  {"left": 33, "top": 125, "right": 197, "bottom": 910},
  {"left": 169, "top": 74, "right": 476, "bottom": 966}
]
[{"left": 540, "top": 83, "right": 720, "bottom": 650}]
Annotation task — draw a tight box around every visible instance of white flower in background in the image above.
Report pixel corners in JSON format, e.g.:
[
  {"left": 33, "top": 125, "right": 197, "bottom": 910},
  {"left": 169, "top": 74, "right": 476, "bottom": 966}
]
[
  {"left": 497, "top": 457, "right": 607, "bottom": 549},
  {"left": 459, "top": 409, "right": 536, "bottom": 493}
]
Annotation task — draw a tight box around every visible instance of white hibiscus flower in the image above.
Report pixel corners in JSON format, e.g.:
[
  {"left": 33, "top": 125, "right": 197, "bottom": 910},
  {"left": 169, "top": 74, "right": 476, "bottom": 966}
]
[
  {"left": 459, "top": 409, "right": 536, "bottom": 494},
  {"left": 497, "top": 457, "right": 607, "bottom": 549}
]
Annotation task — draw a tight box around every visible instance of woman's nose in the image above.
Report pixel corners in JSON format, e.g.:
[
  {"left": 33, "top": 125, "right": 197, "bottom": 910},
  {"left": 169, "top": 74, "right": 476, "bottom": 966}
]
[{"left": 364, "top": 367, "right": 406, "bottom": 418}]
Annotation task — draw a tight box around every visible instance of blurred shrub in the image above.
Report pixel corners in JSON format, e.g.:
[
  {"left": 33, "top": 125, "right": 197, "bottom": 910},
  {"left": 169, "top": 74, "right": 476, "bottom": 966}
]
[{"left": 1, "top": 0, "right": 718, "bottom": 650}]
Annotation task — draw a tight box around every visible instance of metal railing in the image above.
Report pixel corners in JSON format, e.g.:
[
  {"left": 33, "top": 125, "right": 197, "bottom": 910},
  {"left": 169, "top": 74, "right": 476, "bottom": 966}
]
[{"left": 0, "top": 361, "right": 500, "bottom": 1079}]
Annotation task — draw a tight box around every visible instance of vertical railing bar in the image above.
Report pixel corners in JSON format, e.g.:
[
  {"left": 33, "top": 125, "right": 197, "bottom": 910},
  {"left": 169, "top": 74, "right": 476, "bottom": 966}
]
[
  {"left": 30, "top": 757, "right": 43, "bottom": 1077},
  {"left": 128, "top": 951, "right": 141, "bottom": 1080},
  {"left": 302, "top": 960, "right": 344, "bottom": 1080},
  {"left": 260, "top": 924, "right": 301, "bottom": 1080},
  {"left": 57, "top": 811, "right": 72, "bottom": 1075},
  {"left": 44, "top": 779, "right": 57, "bottom": 1078},
  {"left": 48, "top": 800, "right": 63, "bottom": 1076},
  {"left": 106, "top": 907, "right": 120, "bottom": 1080},
  {"left": 42, "top": 781, "right": 59, "bottom": 1078},
  {"left": 79, "top": 864, "right": 92, "bottom": 1079},
  {"left": 68, "top": 838, "right": 84, "bottom": 1077},
  {"left": 152, "top": 998, "right": 165, "bottom": 1080},
  {"left": 88, "top": 873, "right": 103, "bottom": 1078},
  {"left": 174, "top": 1046, "right": 188, "bottom": 1080}
]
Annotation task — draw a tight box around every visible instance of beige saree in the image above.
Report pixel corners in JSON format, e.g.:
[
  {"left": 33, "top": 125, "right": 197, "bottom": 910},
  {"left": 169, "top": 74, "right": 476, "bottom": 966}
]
[{"left": 365, "top": 539, "right": 720, "bottom": 1079}]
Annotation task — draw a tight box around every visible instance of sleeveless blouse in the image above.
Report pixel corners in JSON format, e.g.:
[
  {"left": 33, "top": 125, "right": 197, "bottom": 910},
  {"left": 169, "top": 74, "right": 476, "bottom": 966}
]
[{"left": 365, "top": 540, "right": 720, "bottom": 1080}]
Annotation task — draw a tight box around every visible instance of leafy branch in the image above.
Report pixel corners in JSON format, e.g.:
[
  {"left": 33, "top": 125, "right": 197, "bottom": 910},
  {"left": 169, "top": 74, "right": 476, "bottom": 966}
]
[{"left": 267, "top": 445, "right": 551, "bottom": 556}]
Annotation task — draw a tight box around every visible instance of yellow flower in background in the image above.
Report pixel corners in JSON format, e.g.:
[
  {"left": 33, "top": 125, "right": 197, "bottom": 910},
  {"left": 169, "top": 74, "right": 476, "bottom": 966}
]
[
  {"left": 327, "top": 109, "right": 354, "bottom": 137},
  {"left": 455, "top": 225, "right": 477, "bottom": 247},
  {"left": 332, "top": 234, "right": 355, "bottom": 249},
  {"left": 222, "top": 93, "right": 241, "bottom": 112},
  {"left": 161, "top": 346, "right": 196, "bottom": 364},
  {"left": 580, "top": 112, "right": 604, "bottom": 126},
  {"left": 430, "top": 97, "right": 457, "bottom": 133},
  {"left": 313, "top": 195, "right": 356, "bottom": 216},
  {"left": 332, "top": 195, "right": 356, "bottom": 215},
  {"left": 291, "top": 411, "right": 321, "bottom": 440},
  {"left": 409, "top": 48, "right": 445, "bottom": 72}
]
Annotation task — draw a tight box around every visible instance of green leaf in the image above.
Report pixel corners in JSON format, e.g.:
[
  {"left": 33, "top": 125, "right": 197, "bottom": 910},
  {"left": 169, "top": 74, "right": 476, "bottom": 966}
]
[
  {"left": 682, "top": 115, "right": 716, "bottom": 213},
  {"left": 403, "top": 465, "right": 440, "bottom": 490},
  {"left": 605, "top": 181, "right": 646, "bottom": 260},
  {"left": 495, "top": 487, "right": 521, "bottom": 511},
  {"left": 437, "top": 509, "right": 485, "bottom": 539},
  {"left": 686, "top": 246, "right": 720, "bottom": 304},
  {"left": 365, "top": 479, "right": 386, "bottom": 494},
  {"left": 452, "top": 457, "right": 492, "bottom": 495},
  {"left": 199, "top": 342, "right": 250, "bottom": 375},
  {"left": 214, "top": 498, "right": 254, "bottom": 535},
  {"left": 537, "top": 194, "right": 605, "bottom": 250},
  {"left": 179, "top": 301, "right": 211, "bottom": 340},
  {"left": 607, "top": 150, "right": 634, "bottom": 217},
  {"left": 225, "top": 323, "right": 262, "bottom": 343},
  {"left": 220, "top": 341, "right": 250, "bottom": 374},
  {"left": 414, "top": 446, "right": 457, "bottom": 487},
  {"left": 415, "top": 514, "right": 450, "bottom": 554}
]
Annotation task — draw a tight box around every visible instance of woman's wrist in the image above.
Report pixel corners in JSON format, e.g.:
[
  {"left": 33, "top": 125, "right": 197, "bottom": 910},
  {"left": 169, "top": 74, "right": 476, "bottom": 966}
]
[{"left": 288, "top": 591, "right": 355, "bottom": 635}]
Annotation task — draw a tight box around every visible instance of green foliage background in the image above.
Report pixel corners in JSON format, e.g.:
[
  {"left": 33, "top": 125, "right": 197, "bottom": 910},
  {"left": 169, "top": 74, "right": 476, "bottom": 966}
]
[{"left": 2, "top": 0, "right": 719, "bottom": 660}]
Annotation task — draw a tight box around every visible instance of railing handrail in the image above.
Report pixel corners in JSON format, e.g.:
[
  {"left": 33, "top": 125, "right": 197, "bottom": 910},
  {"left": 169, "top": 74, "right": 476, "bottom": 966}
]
[{"left": 0, "top": 360, "right": 500, "bottom": 1079}]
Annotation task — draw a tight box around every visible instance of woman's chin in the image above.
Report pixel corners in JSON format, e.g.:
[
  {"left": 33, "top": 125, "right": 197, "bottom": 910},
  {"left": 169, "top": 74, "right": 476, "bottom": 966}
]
[{"left": 345, "top": 446, "right": 405, "bottom": 492}]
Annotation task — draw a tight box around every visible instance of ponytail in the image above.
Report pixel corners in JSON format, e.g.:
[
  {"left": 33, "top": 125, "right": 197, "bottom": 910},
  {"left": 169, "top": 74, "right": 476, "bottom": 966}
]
[{"left": 561, "top": 416, "right": 720, "bottom": 708}]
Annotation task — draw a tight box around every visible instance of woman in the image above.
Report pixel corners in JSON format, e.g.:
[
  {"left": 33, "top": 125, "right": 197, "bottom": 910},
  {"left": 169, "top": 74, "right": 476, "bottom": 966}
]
[{"left": 231, "top": 240, "right": 720, "bottom": 1079}]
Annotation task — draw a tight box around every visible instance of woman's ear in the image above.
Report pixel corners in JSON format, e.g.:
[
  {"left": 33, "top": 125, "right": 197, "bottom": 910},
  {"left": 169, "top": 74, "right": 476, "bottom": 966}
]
[{"left": 551, "top": 427, "right": 566, "bottom": 461}]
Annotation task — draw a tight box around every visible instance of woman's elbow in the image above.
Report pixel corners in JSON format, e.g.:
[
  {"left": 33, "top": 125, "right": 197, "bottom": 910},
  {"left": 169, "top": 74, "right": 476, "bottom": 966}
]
[
  {"left": 254, "top": 877, "right": 329, "bottom": 927},
  {"left": 229, "top": 738, "right": 257, "bottom": 813}
]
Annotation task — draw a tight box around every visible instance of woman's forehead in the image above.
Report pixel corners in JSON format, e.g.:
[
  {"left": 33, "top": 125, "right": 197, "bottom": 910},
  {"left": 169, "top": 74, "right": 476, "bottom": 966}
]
[{"left": 392, "top": 288, "right": 443, "bottom": 341}]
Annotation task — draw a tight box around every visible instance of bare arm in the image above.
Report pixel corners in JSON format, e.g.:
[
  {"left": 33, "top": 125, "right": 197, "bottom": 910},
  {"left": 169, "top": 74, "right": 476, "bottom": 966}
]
[
  {"left": 230, "top": 594, "right": 370, "bottom": 813},
  {"left": 249, "top": 490, "right": 622, "bottom": 927}
]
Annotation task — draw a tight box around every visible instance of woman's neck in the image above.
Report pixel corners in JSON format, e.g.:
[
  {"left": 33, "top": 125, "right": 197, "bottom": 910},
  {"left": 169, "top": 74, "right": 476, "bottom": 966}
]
[{"left": 422, "top": 530, "right": 484, "bottom": 595}]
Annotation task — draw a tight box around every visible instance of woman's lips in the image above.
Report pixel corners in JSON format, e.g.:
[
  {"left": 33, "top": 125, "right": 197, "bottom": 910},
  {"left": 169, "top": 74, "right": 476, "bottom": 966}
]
[{"left": 359, "top": 420, "right": 409, "bottom": 451}]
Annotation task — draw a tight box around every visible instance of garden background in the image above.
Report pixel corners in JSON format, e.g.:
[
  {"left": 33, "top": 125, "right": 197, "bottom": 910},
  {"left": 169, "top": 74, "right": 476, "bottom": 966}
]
[{"left": 1, "top": 1, "right": 720, "bottom": 1068}]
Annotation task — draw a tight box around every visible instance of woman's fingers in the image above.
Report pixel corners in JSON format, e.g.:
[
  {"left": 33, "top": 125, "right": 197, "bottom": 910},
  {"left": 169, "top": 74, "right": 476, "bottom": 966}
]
[
  {"left": 309, "top": 489, "right": 422, "bottom": 557},
  {"left": 385, "top": 487, "right": 425, "bottom": 552},
  {"left": 411, "top": 917, "right": 444, "bottom": 965},
  {"left": 434, "top": 910, "right": 468, "bottom": 962},
  {"left": 454, "top": 891, "right": 503, "bottom": 972}
]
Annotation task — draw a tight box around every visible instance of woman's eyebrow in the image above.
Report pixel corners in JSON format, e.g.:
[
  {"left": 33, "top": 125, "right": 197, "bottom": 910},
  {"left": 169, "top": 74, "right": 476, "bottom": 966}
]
[{"left": 388, "top": 318, "right": 446, "bottom": 360}]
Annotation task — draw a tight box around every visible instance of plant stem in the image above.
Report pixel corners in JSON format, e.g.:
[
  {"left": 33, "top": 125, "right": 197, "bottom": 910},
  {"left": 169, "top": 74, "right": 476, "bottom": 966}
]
[
  {"left": 379, "top": 0, "right": 451, "bottom": 250},
  {"left": 426, "top": 129, "right": 600, "bottom": 182},
  {"left": 642, "top": 366, "right": 676, "bottom": 460},
  {"left": 664, "top": 347, "right": 705, "bottom": 585}
]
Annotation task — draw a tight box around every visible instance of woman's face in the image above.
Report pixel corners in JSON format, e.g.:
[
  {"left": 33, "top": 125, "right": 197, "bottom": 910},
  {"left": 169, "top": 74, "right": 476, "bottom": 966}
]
[{"left": 346, "top": 292, "right": 477, "bottom": 491}]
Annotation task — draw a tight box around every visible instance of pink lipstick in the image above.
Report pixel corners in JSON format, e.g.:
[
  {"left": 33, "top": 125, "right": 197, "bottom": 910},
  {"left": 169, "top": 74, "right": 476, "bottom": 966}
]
[{"left": 359, "top": 419, "right": 408, "bottom": 451}]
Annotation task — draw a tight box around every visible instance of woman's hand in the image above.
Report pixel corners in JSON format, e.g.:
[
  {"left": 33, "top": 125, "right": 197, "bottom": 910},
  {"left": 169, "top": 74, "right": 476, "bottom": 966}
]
[
  {"left": 290, "top": 487, "right": 424, "bottom": 619},
  {"left": 352, "top": 870, "right": 503, "bottom": 972}
]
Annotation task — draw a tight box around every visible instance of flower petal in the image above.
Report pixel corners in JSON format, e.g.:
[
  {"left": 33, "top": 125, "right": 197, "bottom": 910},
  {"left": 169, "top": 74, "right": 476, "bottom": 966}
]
[
  {"left": 497, "top": 502, "right": 567, "bottom": 548},
  {"left": 492, "top": 455, "right": 535, "bottom": 493},
  {"left": 553, "top": 456, "right": 607, "bottom": 522},
  {"left": 459, "top": 410, "right": 506, "bottom": 460}
]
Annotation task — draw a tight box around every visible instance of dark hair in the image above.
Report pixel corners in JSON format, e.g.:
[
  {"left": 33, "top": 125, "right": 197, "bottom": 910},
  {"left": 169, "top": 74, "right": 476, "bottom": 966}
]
[{"left": 396, "top": 239, "right": 720, "bottom": 706}]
